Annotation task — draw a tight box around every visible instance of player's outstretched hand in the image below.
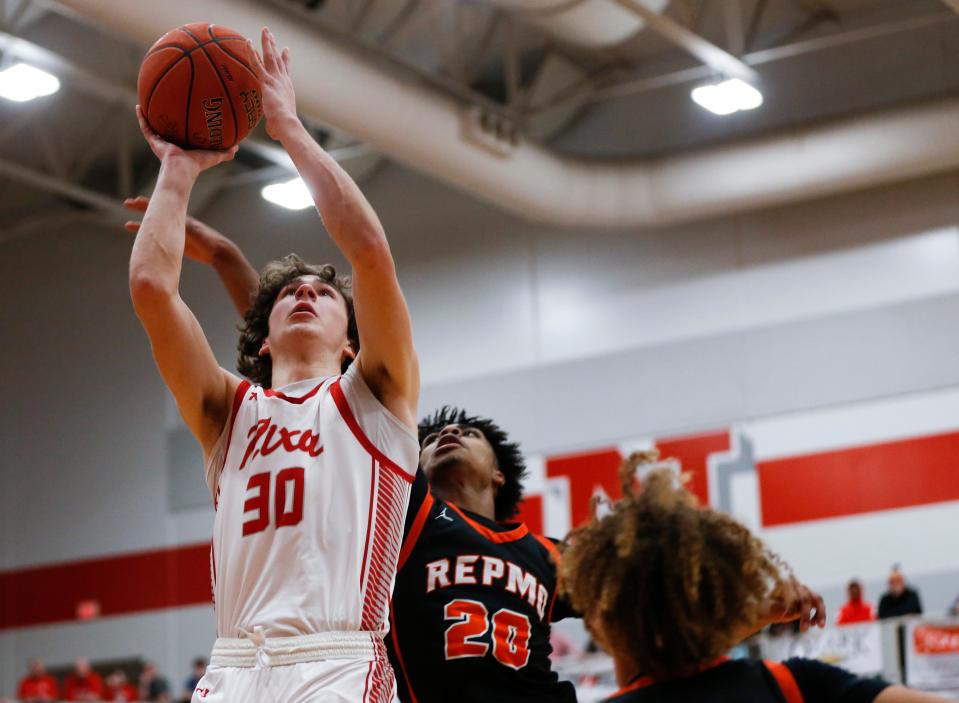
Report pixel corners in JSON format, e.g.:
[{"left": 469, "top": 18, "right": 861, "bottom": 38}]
[
  {"left": 762, "top": 579, "right": 827, "bottom": 632},
  {"left": 123, "top": 196, "right": 231, "bottom": 265},
  {"left": 248, "top": 28, "right": 298, "bottom": 141},
  {"left": 135, "top": 105, "right": 238, "bottom": 173}
]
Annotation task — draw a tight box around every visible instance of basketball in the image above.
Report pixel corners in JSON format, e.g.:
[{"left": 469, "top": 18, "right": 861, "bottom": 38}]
[{"left": 137, "top": 23, "right": 262, "bottom": 150}]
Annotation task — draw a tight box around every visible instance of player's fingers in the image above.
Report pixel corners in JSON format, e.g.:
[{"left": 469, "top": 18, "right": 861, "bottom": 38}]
[
  {"left": 123, "top": 197, "right": 149, "bottom": 212},
  {"left": 261, "top": 28, "right": 277, "bottom": 72},
  {"left": 282, "top": 47, "right": 291, "bottom": 72},
  {"left": 248, "top": 40, "right": 266, "bottom": 75},
  {"left": 814, "top": 593, "right": 827, "bottom": 627}
]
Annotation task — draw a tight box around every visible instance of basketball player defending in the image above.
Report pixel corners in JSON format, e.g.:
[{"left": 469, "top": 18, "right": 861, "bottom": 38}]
[{"left": 128, "top": 28, "right": 418, "bottom": 703}]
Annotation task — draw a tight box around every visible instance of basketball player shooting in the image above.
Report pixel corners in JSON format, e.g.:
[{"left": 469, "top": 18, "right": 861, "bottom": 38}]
[{"left": 128, "top": 27, "right": 418, "bottom": 703}]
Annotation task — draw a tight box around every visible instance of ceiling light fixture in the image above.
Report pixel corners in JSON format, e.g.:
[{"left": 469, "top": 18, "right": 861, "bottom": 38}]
[
  {"left": 691, "top": 78, "right": 763, "bottom": 116},
  {"left": 261, "top": 177, "right": 314, "bottom": 210},
  {"left": 0, "top": 63, "right": 60, "bottom": 103}
]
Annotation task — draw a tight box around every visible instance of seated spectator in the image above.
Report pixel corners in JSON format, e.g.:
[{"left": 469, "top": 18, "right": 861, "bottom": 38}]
[
  {"left": 64, "top": 658, "right": 104, "bottom": 701},
  {"left": 837, "top": 579, "right": 876, "bottom": 625},
  {"left": 16, "top": 658, "right": 59, "bottom": 703},
  {"left": 559, "top": 452, "right": 948, "bottom": 703},
  {"left": 878, "top": 569, "right": 923, "bottom": 619},
  {"left": 139, "top": 662, "right": 171, "bottom": 703},
  {"left": 178, "top": 658, "right": 206, "bottom": 703},
  {"left": 103, "top": 669, "right": 138, "bottom": 702}
]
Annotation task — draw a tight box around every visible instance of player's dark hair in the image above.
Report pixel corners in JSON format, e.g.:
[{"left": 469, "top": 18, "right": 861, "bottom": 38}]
[
  {"left": 419, "top": 407, "right": 528, "bottom": 521},
  {"left": 560, "top": 452, "right": 788, "bottom": 681},
  {"left": 237, "top": 254, "right": 358, "bottom": 387}
]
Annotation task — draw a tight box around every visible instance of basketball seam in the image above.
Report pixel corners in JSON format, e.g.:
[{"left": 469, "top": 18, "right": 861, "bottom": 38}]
[
  {"left": 143, "top": 53, "right": 189, "bottom": 117},
  {"left": 183, "top": 25, "right": 240, "bottom": 148},
  {"left": 184, "top": 53, "right": 195, "bottom": 149},
  {"left": 206, "top": 34, "right": 259, "bottom": 81}
]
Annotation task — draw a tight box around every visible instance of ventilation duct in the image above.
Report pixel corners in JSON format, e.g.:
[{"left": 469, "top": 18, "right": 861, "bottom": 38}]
[{"left": 57, "top": 0, "right": 959, "bottom": 229}]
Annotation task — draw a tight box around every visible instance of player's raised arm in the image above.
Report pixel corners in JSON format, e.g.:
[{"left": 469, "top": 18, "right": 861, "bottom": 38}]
[
  {"left": 124, "top": 196, "right": 259, "bottom": 318},
  {"left": 250, "top": 28, "right": 419, "bottom": 430},
  {"left": 128, "top": 107, "right": 241, "bottom": 454}
]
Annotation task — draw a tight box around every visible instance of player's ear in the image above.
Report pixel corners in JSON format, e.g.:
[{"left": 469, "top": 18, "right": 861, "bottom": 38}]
[
  {"left": 492, "top": 468, "right": 506, "bottom": 490},
  {"left": 341, "top": 340, "right": 356, "bottom": 364},
  {"left": 259, "top": 338, "right": 271, "bottom": 357}
]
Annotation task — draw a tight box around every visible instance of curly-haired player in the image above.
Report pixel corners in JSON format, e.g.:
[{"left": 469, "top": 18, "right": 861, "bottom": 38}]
[
  {"left": 128, "top": 28, "right": 418, "bottom": 703},
  {"left": 561, "top": 453, "right": 947, "bottom": 703},
  {"left": 386, "top": 407, "right": 577, "bottom": 702}
]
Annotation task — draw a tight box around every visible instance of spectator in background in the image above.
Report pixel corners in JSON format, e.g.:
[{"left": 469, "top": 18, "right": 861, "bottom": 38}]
[
  {"left": 139, "top": 662, "right": 170, "bottom": 703},
  {"left": 16, "top": 659, "right": 59, "bottom": 703},
  {"left": 64, "top": 658, "right": 104, "bottom": 701},
  {"left": 948, "top": 593, "right": 959, "bottom": 617},
  {"left": 879, "top": 569, "right": 923, "bottom": 619},
  {"left": 837, "top": 578, "right": 876, "bottom": 625},
  {"left": 103, "top": 669, "right": 138, "bottom": 702},
  {"left": 178, "top": 658, "right": 206, "bottom": 703}
]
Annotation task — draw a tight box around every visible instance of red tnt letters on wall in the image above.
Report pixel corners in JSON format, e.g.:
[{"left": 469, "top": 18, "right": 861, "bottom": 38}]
[
  {"left": 546, "top": 448, "right": 624, "bottom": 529},
  {"left": 758, "top": 430, "right": 959, "bottom": 526}
]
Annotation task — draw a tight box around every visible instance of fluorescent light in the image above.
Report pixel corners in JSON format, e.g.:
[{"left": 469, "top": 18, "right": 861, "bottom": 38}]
[
  {"left": 691, "top": 78, "right": 763, "bottom": 116},
  {"left": 0, "top": 63, "right": 60, "bottom": 103},
  {"left": 261, "top": 177, "right": 313, "bottom": 210}
]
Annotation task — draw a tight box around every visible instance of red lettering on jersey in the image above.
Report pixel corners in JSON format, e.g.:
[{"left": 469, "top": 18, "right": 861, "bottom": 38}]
[{"left": 239, "top": 418, "right": 324, "bottom": 470}]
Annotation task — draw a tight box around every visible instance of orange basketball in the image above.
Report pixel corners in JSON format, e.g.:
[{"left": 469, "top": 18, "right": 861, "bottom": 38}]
[{"left": 137, "top": 23, "right": 262, "bottom": 150}]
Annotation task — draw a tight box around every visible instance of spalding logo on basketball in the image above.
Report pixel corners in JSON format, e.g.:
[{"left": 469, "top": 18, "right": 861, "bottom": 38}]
[{"left": 138, "top": 23, "right": 263, "bottom": 150}]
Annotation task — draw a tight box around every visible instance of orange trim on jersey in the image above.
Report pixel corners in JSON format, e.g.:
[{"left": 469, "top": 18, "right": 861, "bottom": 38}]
[
  {"left": 764, "top": 660, "right": 804, "bottom": 703},
  {"left": 397, "top": 489, "right": 435, "bottom": 571},
  {"left": 532, "top": 534, "right": 562, "bottom": 622},
  {"left": 532, "top": 534, "right": 561, "bottom": 565},
  {"left": 330, "top": 379, "right": 414, "bottom": 484},
  {"left": 608, "top": 657, "right": 731, "bottom": 699},
  {"left": 389, "top": 602, "right": 420, "bottom": 703},
  {"left": 263, "top": 378, "right": 327, "bottom": 404},
  {"left": 446, "top": 503, "right": 529, "bottom": 543}
]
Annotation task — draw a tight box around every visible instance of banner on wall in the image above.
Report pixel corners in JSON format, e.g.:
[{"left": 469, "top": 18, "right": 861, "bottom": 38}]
[
  {"left": 905, "top": 621, "right": 959, "bottom": 689},
  {"left": 760, "top": 622, "right": 884, "bottom": 676}
]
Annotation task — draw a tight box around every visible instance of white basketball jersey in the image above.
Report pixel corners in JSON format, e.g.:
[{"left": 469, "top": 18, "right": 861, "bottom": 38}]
[{"left": 204, "top": 363, "right": 418, "bottom": 638}]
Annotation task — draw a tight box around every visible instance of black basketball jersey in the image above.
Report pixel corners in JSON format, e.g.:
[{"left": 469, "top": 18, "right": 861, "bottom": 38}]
[
  {"left": 388, "top": 469, "right": 578, "bottom": 703},
  {"left": 605, "top": 657, "right": 889, "bottom": 703}
]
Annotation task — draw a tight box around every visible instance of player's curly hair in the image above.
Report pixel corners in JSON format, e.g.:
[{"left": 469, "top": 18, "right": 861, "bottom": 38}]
[
  {"left": 560, "top": 451, "right": 788, "bottom": 681},
  {"left": 237, "top": 254, "right": 358, "bottom": 388},
  {"left": 419, "top": 407, "right": 528, "bottom": 521}
]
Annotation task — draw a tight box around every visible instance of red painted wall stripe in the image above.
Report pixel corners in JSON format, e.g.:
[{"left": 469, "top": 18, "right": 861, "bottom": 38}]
[
  {"left": 0, "top": 543, "right": 211, "bottom": 631},
  {"left": 758, "top": 430, "right": 959, "bottom": 527}
]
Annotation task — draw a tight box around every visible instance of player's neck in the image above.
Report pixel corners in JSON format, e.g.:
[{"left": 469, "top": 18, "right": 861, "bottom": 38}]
[
  {"left": 270, "top": 355, "right": 343, "bottom": 389},
  {"left": 435, "top": 484, "right": 496, "bottom": 521},
  {"left": 613, "top": 655, "right": 643, "bottom": 688}
]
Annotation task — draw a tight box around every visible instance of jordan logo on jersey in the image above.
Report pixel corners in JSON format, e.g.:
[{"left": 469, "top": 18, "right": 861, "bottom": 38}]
[
  {"left": 435, "top": 507, "right": 454, "bottom": 522},
  {"left": 239, "top": 418, "right": 324, "bottom": 470}
]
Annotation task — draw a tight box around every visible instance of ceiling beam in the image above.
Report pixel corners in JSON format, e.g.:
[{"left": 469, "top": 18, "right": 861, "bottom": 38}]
[
  {"left": 529, "top": 11, "right": 956, "bottom": 114},
  {"left": 0, "top": 155, "right": 129, "bottom": 217},
  {"left": 611, "top": 0, "right": 760, "bottom": 84}
]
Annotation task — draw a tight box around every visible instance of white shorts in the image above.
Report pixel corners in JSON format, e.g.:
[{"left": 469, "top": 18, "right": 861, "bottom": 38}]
[{"left": 191, "top": 630, "right": 395, "bottom": 703}]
